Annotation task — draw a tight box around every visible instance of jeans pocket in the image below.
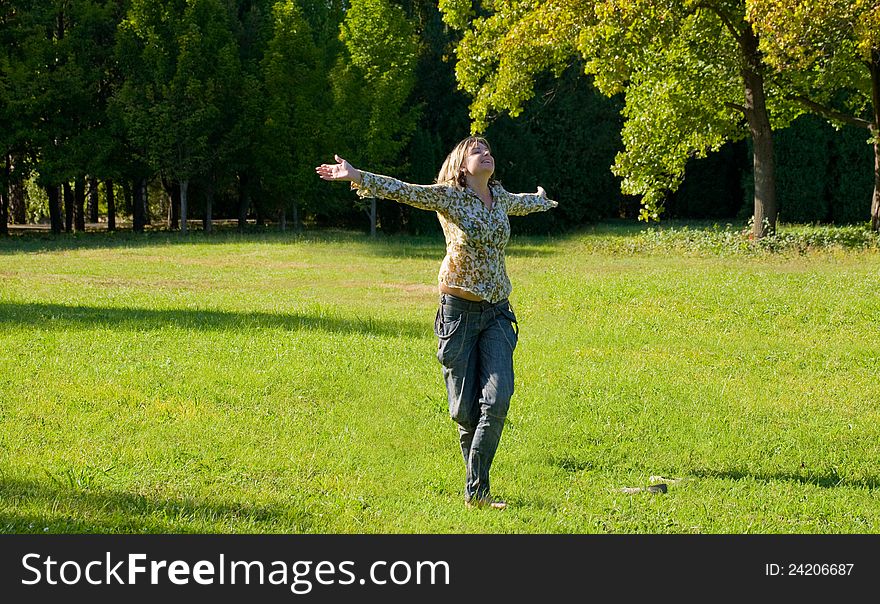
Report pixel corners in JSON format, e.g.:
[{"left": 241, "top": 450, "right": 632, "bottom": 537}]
[
  {"left": 434, "top": 306, "right": 463, "bottom": 339},
  {"left": 435, "top": 306, "right": 467, "bottom": 366}
]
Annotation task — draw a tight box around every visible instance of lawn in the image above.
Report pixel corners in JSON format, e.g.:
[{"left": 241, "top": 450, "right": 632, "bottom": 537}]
[{"left": 1, "top": 221, "right": 879, "bottom": 533}]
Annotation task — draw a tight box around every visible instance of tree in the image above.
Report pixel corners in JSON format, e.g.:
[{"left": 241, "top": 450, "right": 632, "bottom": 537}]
[
  {"left": 10, "top": 1, "right": 79, "bottom": 234},
  {"left": 68, "top": 0, "right": 129, "bottom": 231},
  {"left": 389, "top": 0, "right": 470, "bottom": 234},
  {"left": 333, "top": 0, "right": 420, "bottom": 236},
  {"left": 747, "top": 0, "right": 880, "bottom": 230},
  {"left": 178, "top": 0, "right": 242, "bottom": 234},
  {"left": 37, "top": 1, "right": 107, "bottom": 233},
  {"left": 115, "top": 0, "right": 240, "bottom": 234},
  {"left": 0, "top": 2, "right": 20, "bottom": 235},
  {"left": 259, "top": 0, "right": 323, "bottom": 231},
  {"left": 439, "top": 0, "right": 804, "bottom": 239},
  {"left": 230, "top": 0, "right": 274, "bottom": 231},
  {"left": 0, "top": 17, "right": 10, "bottom": 235}
]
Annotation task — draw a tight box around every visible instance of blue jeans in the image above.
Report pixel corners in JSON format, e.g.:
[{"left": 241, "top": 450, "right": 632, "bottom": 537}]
[{"left": 434, "top": 293, "right": 518, "bottom": 502}]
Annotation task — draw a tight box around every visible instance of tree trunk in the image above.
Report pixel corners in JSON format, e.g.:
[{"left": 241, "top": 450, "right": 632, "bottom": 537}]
[
  {"left": 143, "top": 179, "right": 151, "bottom": 225},
  {"left": 1, "top": 154, "right": 9, "bottom": 236},
  {"left": 869, "top": 49, "right": 880, "bottom": 232},
  {"left": 74, "top": 177, "right": 86, "bottom": 232},
  {"left": 132, "top": 178, "right": 145, "bottom": 233},
  {"left": 370, "top": 198, "right": 377, "bottom": 237},
  {"left": 742, "top": 26, "right": 777, "bottom": 240},
  {"left": 238, "top": 171, "right": 249, "bottom": 231},
  {"left": 53, "top": 13, "right": 68, "bottom": 230},
  {"left": 279, "top": 207, "right": 286, "bottom": 231},
  {"left": 292, "top": 201, "right": 299, "bottom": 233},
  {"left": 63, "top": 181, "right": 74, "bottom": 233},
  {"left": 0, "top": 190, "right": 7, "bottom": 236},
  {"left": 180, "top": 179, "right": 189, "bottom": 234},
  {"left": 47, "top": 185, "right": 62, "bottom": 234},
  {"left": 106, "top": 179, "right": 116, "bottom": 231},
  {"left": 872, "top": 132, "right": 879, "bottom": 232},
  {"left": 87, "top": 177, "right": 99, "bottom": 223},
  {"left": 166, "top": 180, "right": 180, "bottom": 230},
  {"left": 204, "top": 180, "right": 213, "bottom": 234}
]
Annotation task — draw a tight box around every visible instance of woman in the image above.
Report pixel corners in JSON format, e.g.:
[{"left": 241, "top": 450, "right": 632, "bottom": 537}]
[{"left": 315, "top": 136, "right": 557, "bottom": 509}]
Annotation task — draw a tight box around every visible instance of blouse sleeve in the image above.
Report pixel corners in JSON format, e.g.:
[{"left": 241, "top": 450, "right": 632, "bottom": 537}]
[
  {"left": 351, "top": 171, "right": 453, "bottom": 213},
  {"left": 503, "top": 189, "right": 559, "bottom": 216}
]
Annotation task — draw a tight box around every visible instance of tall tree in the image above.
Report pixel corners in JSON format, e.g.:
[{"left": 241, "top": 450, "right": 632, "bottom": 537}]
[
  {"left": 180, "top": 0, "right": 242, "bottom": 234},
  {"left": 259, "top": 0, "right": 323, "bottom": 230},
  {"left": 116, "top": 0, "right": 239, "bottom": 234},
  {"left": 0, "top": 2, "right": 20, "bottom": 235},
  {"left": 333, "top": 0, "right": 420, "bottom": 236},
  {"left": 44, "top": 2, "right": 103, "bottom": 233},
  {"left": 14, "top": 1, "right": 78, "bottom": 234},
  {"left": 231, "top": 0, "right": 274, "bottom": 231},
  {"left": 439, "top": 0, "right": 804, "bottom": 239},
  {"left": 70, "top": 0, "right": 129, "bottom": 231},
  {"left": 747, "top": 0, "right": 880, "bottom": 230}
]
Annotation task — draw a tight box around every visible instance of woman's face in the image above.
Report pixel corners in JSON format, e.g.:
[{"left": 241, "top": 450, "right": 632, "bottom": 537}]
[{"left": 461, "top": 141, "right": 494, "bottom": 179}]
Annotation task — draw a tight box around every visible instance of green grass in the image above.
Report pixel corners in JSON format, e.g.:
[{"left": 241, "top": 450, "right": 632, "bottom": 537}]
[{"left": 2, "top": 221, "right": 880, "bottom": 533}]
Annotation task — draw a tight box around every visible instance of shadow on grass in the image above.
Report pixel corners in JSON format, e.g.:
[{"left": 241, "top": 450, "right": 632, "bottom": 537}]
[
  {"left": 0, "top": 224, "right": 313, "bottom": 255},
  {"left": 0, "top": 301, "right": 428, "bottom": 339},
  {"left": 0, "top": 227, "right": 564, "bottom": 259},
  {"left": 0, "top": 477, "right": 311, "bottom": 534},
  {"left": 0, "top": 226, "right": 457, "bottom": 256},
  {"left": 691, "top": 468, "right": 880, "bottom": 490},
  {"left": 1, "top": 225, "right": 561, "bottom": 257}
]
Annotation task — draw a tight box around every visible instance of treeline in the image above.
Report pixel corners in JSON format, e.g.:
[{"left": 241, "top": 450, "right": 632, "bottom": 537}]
[{"left": 0, "top": 1, "right": 875, "bottom": 237}]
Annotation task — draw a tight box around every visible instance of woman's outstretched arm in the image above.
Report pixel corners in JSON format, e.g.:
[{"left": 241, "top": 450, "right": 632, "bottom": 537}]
[
  {"left": 316, "top": 155, "right": 453, "bottom": 212},
  {"left": 503, "top": 185, "right": 559, "bottom": 216}
]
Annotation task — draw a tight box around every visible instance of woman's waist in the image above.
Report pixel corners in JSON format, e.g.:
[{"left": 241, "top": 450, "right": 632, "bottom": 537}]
[
  {"left": 439, "top": 282, "right": 484, "bottom": 302},
  {"left": 438, "top": 287, "right": 508, "bottom": 311}
]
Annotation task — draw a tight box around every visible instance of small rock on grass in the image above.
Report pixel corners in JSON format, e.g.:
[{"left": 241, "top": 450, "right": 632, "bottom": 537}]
[{"left": 620, "top": 483, "right": 667, "bottom": 495}]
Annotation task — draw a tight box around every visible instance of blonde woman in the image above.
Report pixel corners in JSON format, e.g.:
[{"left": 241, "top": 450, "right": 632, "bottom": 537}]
[{"left": 316, "top": 136, "right": 557, "bottom": 509}]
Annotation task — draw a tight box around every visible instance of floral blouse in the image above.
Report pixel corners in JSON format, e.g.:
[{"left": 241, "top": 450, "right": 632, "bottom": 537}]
[{"left": 352, "top": 171, "right": 558, "bottom": 303}]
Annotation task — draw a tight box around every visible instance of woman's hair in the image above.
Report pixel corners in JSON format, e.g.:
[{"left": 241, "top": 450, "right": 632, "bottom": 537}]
[{"left": 436, "top": 136, "right": 497, "bottom": 189}]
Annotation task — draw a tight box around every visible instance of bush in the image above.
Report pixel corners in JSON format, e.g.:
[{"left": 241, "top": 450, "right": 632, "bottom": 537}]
[{"left": 619, "top": 222, "right": 880, "bottom": 257}]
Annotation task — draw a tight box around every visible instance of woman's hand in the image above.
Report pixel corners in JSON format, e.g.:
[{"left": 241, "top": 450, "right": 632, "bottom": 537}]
[
  {"left": 537, "top": 185, "right": 547, "bottom": 198},
  {"left": 315, "top": 155, "right": 362, "bottom": 184}
]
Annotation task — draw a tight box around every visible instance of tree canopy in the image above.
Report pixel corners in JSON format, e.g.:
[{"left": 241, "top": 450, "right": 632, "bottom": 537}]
[
  {"left": 1, "top": 0, "right": 876, "bottom": 236},
  {"left": 747, "top": 0, "right": 880, "bottom": 229}
]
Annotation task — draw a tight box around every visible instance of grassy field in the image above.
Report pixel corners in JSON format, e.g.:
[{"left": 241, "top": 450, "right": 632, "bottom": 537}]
[{"left": 1, "top": 221, "right": 879, "bottom": 533}]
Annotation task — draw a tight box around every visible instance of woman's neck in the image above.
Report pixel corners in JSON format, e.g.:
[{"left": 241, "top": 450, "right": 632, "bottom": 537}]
[{"left": 465, "top": 174, "right": 491, "bottom": 196}]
